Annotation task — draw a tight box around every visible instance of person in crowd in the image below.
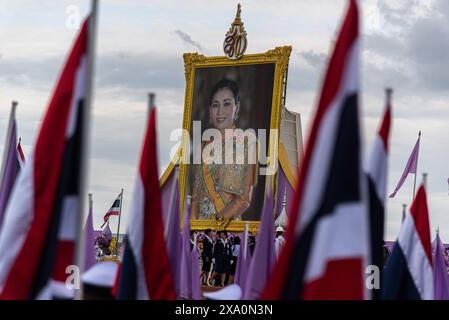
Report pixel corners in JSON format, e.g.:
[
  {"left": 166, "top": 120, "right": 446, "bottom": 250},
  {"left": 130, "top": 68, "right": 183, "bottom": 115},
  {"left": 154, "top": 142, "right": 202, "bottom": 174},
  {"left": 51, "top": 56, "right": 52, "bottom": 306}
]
[
  {"left": 201, "top": 229, "right": 214, "bottom": 286},
  {"left": 211, "top": 230, "right": 230, "bottom": 287},
  {"left": 248, "top": 234, "right": 256, "bottom": 256},
  {"left": 228, "top": 236, "right": 240, "bottom": 284},
  {"left": 223, "top": 234, "right": 233, "bottom": 286}
]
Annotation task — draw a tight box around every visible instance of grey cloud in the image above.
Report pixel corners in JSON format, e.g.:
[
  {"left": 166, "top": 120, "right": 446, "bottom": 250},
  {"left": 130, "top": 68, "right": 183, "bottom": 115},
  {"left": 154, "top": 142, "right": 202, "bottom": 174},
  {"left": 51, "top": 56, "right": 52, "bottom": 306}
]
[
  {"left": 299, "top": 50, "right": 327, "bottom": 69},
  {"left": 96, "top": 52, "right": 185, "bottom": 93},
  {"left": 364, "top": 33, "right": 406, "bottom": 59},
  {"left": 407, "top": 17, "right": 449, "bottom": 91},
  {"left": 366, "top": 0, "right": 449, "bottom": 94},
  {"left": 286, "top": 63, "right": 322, "bottom": 93},
  {"left": 0, "top": 56, "right": 62, "bottom": 88},
  {"left": 377, "top": 0, "right": 422, "bottom": 28},
  {"left": 91, "top": 100, "right": 183, "bottom": 169},
  {"left": 363, "top": 51, "right": 412, "bottom": 88},
  {"left": 292, "top": 49, "right": 406, "bottom": 99},
  {"left": 90, "top": 182, "right": 123, "bottom": 194},
  {"left": 173, "top": 30, "right": 203, "bottom": 51},
  {"left": 0, "top": 52, "right": 186, "bottom": 96}
]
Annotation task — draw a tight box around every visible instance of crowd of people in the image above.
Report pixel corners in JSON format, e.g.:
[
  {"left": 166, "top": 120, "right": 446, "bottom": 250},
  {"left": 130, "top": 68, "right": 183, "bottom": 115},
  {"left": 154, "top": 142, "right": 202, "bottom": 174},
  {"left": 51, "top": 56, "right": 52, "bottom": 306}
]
[
  {"left": 80, "top": 226, "right": 286, "bottom": 299},
  {"left": 191, "top": 226, "right": 286, "bottom": 288}
]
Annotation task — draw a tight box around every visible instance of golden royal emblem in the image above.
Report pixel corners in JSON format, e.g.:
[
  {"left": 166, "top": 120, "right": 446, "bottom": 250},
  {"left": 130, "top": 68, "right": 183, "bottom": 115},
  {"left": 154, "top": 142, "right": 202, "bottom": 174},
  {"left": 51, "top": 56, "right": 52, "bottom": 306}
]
[{"left": 223, "top": 4, "right": 248, "bottom": 60}]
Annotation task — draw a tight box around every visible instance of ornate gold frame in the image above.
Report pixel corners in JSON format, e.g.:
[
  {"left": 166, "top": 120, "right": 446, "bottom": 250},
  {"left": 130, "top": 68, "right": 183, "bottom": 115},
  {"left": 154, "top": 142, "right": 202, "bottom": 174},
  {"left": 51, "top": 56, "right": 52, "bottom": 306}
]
[{"left": 165, "top": 46, "right": 291, "bottom": 234}]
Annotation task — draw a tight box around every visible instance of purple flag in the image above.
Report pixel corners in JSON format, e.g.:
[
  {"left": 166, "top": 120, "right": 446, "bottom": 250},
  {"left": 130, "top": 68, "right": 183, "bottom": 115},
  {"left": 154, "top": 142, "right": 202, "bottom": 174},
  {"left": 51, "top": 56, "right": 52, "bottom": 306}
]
[
  {"left": 389, "top": 135, "right": 420, "bottom": 198},
  {"left": 235, "top": 224, "right": 249, "bottom": 288},
  {"left": 164, "top": 169, "right": 182, "bottom": 295},
  {"left": 179, "top": 200, "right": 192, "bottom": 299},
  {"left": 243, "top": 186, "right": 275, "bottom": 299},
  {"left": 433, "top": 233, "right": 449, "bottom": 300},
  {"left": 191, "top": 234, "right": 201, "bottom": 300},
  {"left": 0, "top": 103, "right": 21, "bottom": 229},
  {"left": 83, "top": 194, "right": 97, "bottom": 270},
  {"left": 102, "top": 221, "right": 112, "bottom": 237}
]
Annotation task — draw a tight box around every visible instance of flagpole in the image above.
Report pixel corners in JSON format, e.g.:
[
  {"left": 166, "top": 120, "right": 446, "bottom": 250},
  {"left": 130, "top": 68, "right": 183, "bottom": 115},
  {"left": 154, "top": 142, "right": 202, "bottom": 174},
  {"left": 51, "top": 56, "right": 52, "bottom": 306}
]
[
  {"left": 412, "top": 131, "right": 421, "bottom": 200},
  {"left": 0, "top": 101, "right": 18, "bottom": 187},
  {"left": 422, "top": 173, "right": 428, "bottom": 189},
  {"left": 17, "top": 137, "right": 21, "bottom": 164},
  {"left": 243, "top": 222, "right": 249, "bottom": 260},
  {"left": 385, "top": 88, "right": 393, "bottom": 107},
  {"left": 88, "top": 192, "right": 93, "bottom": 261},
  {"left": 88, "top": 193, "right": 93, "bottom": 221},
  {"left": 74, "top": 0, "right": 98, "bottom": 301},
  {"left": 148, "top": 92, "right": 155, "bottom": 118},
  {"left": 116, "top": 188, "right": 123, "bottom": 256}
]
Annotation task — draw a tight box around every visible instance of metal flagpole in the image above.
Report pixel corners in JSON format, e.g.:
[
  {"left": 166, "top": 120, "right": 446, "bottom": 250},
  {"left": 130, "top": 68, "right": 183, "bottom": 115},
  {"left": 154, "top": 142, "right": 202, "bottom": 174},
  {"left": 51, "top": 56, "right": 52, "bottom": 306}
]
[
  {"left": 422, "top": 173, "right": 428, "bottom": 190},
  {"left": 116, "top": 188, "right": 124, "bottom": 256},
  {"left": 88, "top": 193, "right": 93, "bottom": 220},
  {"left": 148, "top": 92, "right": 155, "bottom": 118},
  {"left": 412, "top": 131, "right": 421, "bottom": 200},
  {"left": 75, "top": 0, "right": 98, "bottom": 300}
]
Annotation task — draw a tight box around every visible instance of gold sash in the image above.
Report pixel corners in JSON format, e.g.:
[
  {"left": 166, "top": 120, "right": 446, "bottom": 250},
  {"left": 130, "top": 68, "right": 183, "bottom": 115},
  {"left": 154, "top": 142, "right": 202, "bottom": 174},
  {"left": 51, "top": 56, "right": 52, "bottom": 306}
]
[
  {"left": 201, "top": 162, "right": 225, "bottom": 213},
  {"left": 201, "top": 162, "right": 232, "bottom": 228}
]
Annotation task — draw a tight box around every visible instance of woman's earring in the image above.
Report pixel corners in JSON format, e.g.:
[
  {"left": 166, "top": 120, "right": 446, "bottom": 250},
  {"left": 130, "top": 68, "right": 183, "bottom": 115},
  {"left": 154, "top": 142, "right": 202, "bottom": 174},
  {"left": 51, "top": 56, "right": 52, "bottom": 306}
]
[{"left": 234, "top": 113, "right": 238, "bottom": 121}]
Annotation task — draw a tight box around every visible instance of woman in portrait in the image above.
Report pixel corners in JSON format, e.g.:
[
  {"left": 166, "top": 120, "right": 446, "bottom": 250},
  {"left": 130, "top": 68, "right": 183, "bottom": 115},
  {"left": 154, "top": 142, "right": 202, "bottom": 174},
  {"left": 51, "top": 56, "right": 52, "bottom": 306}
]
[{"left": 191, "top": 78, "right": 257, "bottom": 223}]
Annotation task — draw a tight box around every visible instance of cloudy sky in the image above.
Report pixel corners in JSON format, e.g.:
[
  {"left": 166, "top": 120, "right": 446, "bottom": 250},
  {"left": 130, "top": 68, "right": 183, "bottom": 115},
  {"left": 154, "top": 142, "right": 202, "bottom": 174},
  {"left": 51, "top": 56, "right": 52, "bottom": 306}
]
[{"left": 0, "top": 0, "right": 448, "bottom": 241}]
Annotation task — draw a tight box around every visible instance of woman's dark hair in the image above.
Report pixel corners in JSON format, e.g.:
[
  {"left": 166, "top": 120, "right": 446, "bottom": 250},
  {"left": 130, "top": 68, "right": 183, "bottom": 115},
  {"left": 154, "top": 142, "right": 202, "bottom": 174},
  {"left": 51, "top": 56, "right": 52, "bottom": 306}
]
[
  {"left": 218, "top": 230, "right": 228, "bottom": 237},
  {"left": 209, "top": 78, "right": 239, "bottom": 105},
  {"left": 233, "top": 236, "right": 241, "bottom": 245}
]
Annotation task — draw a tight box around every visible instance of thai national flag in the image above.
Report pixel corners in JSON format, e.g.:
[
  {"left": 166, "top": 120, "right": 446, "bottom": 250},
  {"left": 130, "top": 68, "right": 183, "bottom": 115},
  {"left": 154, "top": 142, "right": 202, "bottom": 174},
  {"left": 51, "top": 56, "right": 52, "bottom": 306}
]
[
  {"left": 0, "top": 15, "right": 93, "bottom": 299},
  {"left": 101, "top": 191, "right": 122, "bottom": 228},
  {"left": 365, "top": 89, "right": 392, "bottom": 299},
  {"left": 263, "top": 0, "right": 369, "bottom": 299},
  {"left": 382, "top": 185, "right": 434, "bottom": 300},
  {"left": 17, "top": 138, "right": 25, "bottom": 167},
  {"left": 116, "top": 106, "right": 176, "bottom": 300}
]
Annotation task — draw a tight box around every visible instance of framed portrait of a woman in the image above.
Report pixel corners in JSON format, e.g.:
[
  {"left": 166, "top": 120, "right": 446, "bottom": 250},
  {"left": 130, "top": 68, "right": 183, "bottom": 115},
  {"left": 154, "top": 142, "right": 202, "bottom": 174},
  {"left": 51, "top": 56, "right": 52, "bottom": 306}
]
[{"left": 177, "top": 46, "right": 292, "bottom": 232}]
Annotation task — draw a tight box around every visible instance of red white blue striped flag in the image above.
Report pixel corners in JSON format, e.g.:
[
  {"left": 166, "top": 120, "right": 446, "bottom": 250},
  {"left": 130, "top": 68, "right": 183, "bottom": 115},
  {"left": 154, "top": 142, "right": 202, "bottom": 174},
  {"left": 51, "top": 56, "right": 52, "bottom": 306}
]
[
  {"left": 116, "top": 106, "right": 176, "bottom": 300},
  {"left": 0, "top": 15, "right": 93, "bottom": 299},
  {"left": 263, "top": 0, "right": 369, "bottom": 299}
]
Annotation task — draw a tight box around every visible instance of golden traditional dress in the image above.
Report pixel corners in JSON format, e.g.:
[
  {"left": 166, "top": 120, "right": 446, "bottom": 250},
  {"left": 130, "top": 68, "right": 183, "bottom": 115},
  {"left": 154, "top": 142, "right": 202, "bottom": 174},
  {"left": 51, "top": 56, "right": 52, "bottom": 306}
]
[{"left": 191, "top": 129, "right": 257, "bottom": 221}]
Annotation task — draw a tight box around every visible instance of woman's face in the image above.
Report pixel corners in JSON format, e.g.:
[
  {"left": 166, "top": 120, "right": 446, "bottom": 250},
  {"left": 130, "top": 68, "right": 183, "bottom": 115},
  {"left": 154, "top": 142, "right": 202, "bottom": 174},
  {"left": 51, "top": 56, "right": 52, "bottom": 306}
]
[{"left": 209, "top": 88, "right": 239, "bottom": 130}]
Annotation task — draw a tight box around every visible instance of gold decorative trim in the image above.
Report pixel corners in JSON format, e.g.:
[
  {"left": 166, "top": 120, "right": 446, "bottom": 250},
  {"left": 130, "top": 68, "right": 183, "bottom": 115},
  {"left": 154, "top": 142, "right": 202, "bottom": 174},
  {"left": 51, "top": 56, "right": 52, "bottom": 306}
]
[
  {"left": 180, "top": 46, "right": 292, "bottom": 233},
  {"left": 159, "top": 146, "right": 181, "bottom": 188},
  {"left": 278, "top": 142, "right": 298, "bottom": 189},
  {"left": 186, "top": 219, "right": 261, "bottom": 235},
  {"left": 223, "top": 3, "right": 248, "bottom": 60},
  {"left": 99, "top": 256, "right": 119, "bottom": 263}
]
